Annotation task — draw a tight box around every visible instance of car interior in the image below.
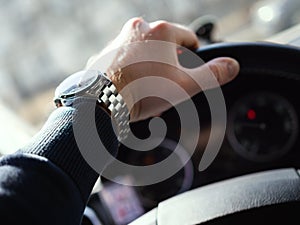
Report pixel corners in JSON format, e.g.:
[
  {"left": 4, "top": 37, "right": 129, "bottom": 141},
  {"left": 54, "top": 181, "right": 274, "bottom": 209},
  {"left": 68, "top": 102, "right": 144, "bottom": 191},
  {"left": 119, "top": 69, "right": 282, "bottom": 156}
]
[
  {"left": 1, "top": 1, "right": 300, "bottom": 225},
  {"left": 80, "top": 24, "right": 300, "bottom": 225}
]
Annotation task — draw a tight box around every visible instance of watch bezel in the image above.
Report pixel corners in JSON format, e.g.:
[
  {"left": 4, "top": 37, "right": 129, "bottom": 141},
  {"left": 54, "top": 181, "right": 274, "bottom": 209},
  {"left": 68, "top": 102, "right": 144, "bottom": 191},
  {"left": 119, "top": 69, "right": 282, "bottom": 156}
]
[
  {"left": 55, "top": 70, "right": 101, "bottom": 99},
  {"left": 54, "top": 70, "right": 104, "bottom": 107}
]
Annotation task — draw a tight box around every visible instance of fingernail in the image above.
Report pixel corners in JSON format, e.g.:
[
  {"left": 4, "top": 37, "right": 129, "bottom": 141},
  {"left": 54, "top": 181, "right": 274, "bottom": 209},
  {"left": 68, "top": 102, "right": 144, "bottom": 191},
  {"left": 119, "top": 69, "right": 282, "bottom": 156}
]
[{"left": 227, "top": 59, "right": 239, "bottom": 78}]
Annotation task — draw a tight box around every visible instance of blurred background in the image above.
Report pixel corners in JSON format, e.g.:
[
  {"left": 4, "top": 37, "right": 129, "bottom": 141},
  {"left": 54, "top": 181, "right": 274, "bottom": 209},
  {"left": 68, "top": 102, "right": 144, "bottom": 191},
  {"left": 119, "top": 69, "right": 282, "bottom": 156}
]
[{"left": 1, "top": 0, "right": 300, "bottom": 154}]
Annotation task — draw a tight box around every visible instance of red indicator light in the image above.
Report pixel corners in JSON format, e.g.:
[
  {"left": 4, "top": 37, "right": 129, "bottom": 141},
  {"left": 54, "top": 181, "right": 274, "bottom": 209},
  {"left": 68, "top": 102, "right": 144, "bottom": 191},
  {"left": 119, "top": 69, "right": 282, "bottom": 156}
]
[{"left": 247, "top": 109, "right": 256, "bottom": 120}]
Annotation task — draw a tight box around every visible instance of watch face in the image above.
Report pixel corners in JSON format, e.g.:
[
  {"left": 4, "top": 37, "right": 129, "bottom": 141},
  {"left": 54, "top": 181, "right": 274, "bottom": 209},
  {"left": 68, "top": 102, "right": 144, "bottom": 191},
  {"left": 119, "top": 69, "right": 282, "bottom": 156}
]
[{"left": 55, "top": 70, "right": 99, "bottom": 98}]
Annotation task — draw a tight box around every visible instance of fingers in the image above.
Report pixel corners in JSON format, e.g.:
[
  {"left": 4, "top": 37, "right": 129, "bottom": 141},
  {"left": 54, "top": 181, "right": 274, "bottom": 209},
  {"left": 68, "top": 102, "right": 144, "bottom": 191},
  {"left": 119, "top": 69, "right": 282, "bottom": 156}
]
[
  {"left": 180, "top": 57, "right": 240, "bottom": 96},
  {"left": 205, "top": 57, "right": 240, "bottom": 85},
  {"left": 169, "top": 23, "right": 200, "bottom": 49},
  {"left": 122, "top": 18, "right": 199, "bottom": 50},
  {"left": 116, "top": 18, "right": 240, "bottom": 96},
  {"left": 148, "top": 20, "right": 200, "bottom": 49}
]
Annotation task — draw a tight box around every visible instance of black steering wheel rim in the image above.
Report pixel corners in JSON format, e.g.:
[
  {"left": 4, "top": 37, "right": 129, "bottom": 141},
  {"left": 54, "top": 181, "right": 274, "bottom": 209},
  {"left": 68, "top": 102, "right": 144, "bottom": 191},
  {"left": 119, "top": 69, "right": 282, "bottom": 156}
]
[{"left": 196, "top": 41, "right": 300, "bottom": 76}]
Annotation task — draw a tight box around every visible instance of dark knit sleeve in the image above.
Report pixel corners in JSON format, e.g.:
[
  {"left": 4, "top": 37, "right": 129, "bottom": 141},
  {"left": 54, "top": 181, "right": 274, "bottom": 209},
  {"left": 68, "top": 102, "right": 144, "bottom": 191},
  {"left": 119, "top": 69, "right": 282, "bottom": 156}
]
[{"left": 0, "top": 102, "right": 118, "bottom": 225}]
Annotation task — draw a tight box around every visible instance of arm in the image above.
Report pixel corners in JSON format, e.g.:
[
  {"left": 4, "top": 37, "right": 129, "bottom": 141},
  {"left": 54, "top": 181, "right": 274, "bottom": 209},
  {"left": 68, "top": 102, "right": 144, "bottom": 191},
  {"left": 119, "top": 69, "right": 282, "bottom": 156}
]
[
  {"left": 0, "top": 18, "right": 239, "bottom": 225},
  {"left": 0, "top": 105, "right": 117, "bottom": 225}
]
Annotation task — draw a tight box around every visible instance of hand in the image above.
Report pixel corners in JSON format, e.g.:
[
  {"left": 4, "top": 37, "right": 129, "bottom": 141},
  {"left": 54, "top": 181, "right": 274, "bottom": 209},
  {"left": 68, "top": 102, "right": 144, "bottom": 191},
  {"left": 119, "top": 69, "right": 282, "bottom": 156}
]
[{"left": 86, "top": 18, "right": 240, "bottom": 122}]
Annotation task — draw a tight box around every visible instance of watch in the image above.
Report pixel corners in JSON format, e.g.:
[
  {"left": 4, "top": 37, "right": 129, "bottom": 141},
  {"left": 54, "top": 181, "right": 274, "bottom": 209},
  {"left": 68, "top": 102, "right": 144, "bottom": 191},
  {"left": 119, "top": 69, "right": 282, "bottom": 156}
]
[{"left": 54, "top": 70, "right": 130, "bottom": 141}]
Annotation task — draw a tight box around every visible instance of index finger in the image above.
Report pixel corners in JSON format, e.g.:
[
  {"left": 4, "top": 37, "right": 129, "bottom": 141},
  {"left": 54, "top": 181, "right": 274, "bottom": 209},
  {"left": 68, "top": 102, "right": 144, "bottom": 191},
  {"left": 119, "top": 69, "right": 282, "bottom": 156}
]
[
  {"left": 171, "top": 23, "right": 200, "bottom": 49},
  {"left": 146, "top": 20, "right": 200, "bottom": 49}
]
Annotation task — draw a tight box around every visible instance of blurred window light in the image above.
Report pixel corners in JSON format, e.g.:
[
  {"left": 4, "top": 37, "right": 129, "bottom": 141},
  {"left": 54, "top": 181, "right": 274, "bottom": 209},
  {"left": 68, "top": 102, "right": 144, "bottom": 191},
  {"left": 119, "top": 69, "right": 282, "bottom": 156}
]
[
  {"left": 0, "top": 0, "right": 266, "bottom": 129},
  {"left": 257, "top": 6, "right": 275, "bottom": 22}
]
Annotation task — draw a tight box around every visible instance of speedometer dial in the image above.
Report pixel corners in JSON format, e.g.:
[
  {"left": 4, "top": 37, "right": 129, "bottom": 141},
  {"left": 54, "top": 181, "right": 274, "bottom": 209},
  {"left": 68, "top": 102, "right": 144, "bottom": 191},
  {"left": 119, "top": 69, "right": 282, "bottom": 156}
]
[{"left": 227, "top": 92, "right": 298, "bottom": 162}]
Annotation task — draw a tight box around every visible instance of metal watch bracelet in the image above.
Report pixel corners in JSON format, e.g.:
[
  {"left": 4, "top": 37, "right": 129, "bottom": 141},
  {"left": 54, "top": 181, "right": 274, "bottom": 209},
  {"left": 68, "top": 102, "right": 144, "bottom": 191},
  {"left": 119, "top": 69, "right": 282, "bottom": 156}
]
[{"left": 87, "top": 77, "right": 130, "bottom": 142}]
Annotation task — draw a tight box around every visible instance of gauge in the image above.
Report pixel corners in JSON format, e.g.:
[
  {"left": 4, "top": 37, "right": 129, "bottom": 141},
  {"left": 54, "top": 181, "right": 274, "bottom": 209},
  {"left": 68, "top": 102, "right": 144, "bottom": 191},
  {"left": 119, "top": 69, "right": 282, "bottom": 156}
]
[
  {"left": 107, "top": 138, "right": 194, "bottom": 210},
  {"left": 227, "top": 91, "right": 298, "bottom": 162},
  {"left": 136, "top": 139, "right": 194, "bottom": 207}
]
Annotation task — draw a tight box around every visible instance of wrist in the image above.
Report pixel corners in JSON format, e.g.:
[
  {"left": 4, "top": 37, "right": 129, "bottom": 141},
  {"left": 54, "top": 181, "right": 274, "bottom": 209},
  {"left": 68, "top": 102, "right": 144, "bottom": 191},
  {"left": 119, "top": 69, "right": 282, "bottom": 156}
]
[{"left": 54, "top": 70, "right": 130, "bottom": 142}]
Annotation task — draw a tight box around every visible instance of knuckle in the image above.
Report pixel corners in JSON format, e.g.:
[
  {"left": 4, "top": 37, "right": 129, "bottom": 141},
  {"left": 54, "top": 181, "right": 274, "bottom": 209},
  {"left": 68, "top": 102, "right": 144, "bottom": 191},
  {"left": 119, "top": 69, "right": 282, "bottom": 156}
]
[
  {"left": 151, "top": 20, "right": 171, "bottom": 32},
  {"left": 208, "top": 63, "right": 223, "bottom": 83},
  {"left": 126, "top": 17, "right": 143, "bottom": 29}
]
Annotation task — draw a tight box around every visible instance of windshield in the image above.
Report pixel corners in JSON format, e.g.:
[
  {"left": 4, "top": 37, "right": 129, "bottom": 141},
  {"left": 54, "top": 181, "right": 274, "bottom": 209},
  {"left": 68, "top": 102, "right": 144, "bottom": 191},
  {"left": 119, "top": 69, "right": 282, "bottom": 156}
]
[{"left": 1, "top": 0, "right": 299, "bottom": 155}]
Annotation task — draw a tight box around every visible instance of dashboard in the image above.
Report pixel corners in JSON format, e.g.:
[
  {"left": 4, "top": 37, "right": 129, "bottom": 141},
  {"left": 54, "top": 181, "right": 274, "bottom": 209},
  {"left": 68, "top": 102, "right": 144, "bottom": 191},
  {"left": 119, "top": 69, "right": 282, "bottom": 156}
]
[{"left": 85, "top": 42, "right": 300, "bottom": 225}]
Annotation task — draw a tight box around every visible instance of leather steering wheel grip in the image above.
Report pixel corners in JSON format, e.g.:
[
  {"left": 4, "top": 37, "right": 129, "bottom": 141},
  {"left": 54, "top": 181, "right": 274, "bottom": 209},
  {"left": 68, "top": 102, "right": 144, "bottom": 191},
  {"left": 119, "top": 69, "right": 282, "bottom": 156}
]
[{"left": 130, "top": 168, "right": 300, "bottom": 225}]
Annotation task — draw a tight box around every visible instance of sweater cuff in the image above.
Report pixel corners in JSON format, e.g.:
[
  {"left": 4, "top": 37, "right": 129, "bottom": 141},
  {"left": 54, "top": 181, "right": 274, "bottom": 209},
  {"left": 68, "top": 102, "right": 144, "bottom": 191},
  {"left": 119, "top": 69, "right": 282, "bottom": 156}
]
[{"left": 21, "top": 103, "right": 119, "bottom": 203}]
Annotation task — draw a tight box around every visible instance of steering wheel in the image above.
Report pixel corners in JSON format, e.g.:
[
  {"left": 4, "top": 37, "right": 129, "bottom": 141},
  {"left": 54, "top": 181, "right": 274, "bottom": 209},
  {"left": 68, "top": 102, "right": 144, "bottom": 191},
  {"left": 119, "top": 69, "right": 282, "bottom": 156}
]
[{"left": 129, "top": 42, "right": 300, "bottom": 225}]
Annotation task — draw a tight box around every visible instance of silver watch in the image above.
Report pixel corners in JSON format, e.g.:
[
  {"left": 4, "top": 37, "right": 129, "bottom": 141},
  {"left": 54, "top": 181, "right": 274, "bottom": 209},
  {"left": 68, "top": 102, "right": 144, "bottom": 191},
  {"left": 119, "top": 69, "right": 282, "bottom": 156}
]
[{"left": 54, "top": 70, "right": 130, "bottom": 141}]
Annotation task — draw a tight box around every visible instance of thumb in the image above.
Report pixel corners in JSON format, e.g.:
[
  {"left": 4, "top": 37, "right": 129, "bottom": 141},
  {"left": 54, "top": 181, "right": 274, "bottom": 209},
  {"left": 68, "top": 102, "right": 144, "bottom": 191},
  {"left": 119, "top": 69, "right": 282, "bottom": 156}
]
[{"left": 180, "top": 57, "right": 240, "bottom": 96}]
